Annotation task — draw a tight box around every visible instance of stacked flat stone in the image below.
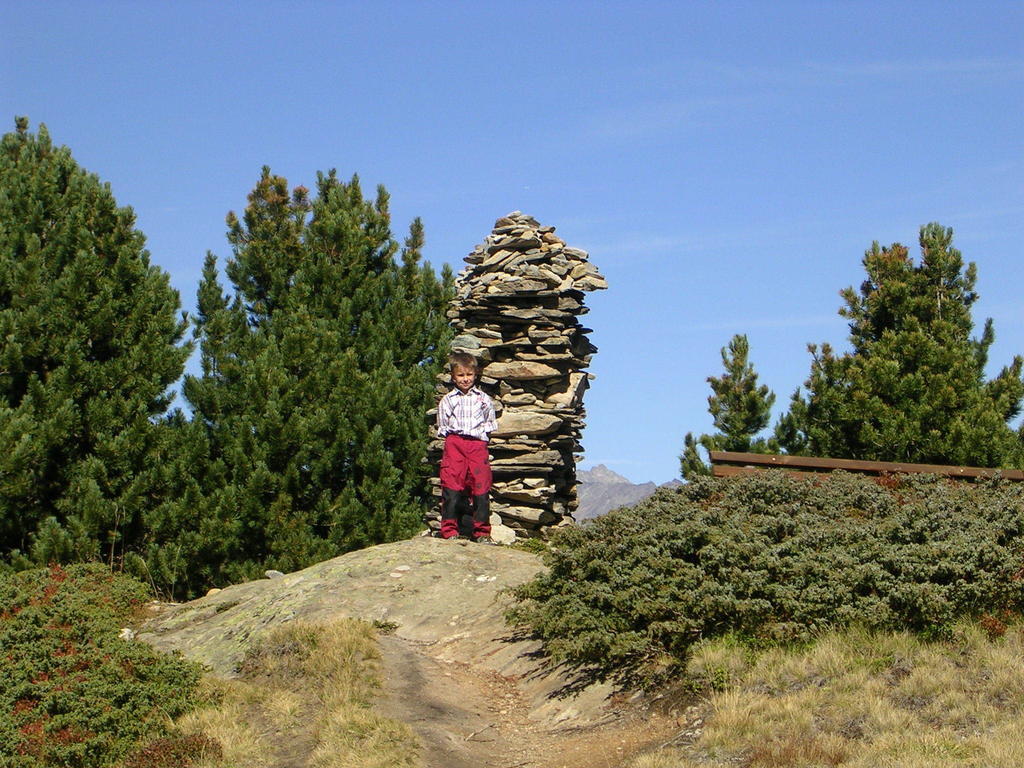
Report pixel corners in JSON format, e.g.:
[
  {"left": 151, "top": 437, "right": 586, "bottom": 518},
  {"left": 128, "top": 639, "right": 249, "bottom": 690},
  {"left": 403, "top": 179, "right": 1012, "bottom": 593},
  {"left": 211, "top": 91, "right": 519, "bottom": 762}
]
[{"left": 428, "top": 212, "right": 607, "bottom": 539}]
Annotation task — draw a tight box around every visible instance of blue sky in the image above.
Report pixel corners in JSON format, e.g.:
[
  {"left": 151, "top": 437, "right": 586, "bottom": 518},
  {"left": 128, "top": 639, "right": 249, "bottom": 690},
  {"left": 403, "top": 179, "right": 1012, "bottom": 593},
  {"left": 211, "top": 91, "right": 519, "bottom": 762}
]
[{"left": 4, "top": 1, "right": 1022, "bottom": 483}]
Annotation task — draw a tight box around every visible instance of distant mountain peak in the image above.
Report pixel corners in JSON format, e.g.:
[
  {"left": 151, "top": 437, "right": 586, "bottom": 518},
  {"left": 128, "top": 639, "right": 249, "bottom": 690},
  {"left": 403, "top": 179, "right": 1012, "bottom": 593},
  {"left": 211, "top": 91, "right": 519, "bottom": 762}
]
[
  {"left": 578, "top": 464, "right": 634, "bottom": 485},
  {"left": 576, "top": 465, "right": 668, "bottom": 521}
]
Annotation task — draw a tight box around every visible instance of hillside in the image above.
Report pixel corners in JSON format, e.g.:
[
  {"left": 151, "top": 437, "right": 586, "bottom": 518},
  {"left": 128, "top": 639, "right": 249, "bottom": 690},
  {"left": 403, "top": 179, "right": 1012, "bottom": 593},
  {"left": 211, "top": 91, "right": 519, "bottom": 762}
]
[{"left": 139, "top": 536, "right": 681, "bottom": 768}]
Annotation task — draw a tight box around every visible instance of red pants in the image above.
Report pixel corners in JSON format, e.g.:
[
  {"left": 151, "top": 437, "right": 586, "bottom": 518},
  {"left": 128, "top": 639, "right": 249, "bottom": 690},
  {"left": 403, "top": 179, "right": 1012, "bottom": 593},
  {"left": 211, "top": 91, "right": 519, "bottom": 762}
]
[
  {"left": 440, "top": 434, "right": 492, "bottom": 495},
  {"left": 440, "top": 434, "right": 492, "bottom": 538}
]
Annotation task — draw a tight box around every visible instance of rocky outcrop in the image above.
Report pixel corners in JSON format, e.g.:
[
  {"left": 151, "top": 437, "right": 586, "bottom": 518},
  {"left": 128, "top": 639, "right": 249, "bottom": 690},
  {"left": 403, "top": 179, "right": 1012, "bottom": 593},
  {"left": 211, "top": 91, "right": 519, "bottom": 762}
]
[
  {"left": 428, "top": 212, "right": 606, "bottom": 539},
  {"left": 138, "top": 537, "right": 616, "bottom": 729}
]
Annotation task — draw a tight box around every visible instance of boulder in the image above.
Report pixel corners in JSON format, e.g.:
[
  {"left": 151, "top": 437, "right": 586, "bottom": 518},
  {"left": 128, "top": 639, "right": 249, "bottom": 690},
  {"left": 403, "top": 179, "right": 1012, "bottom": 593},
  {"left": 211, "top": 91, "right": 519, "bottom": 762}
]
[
  {"left": 484, "top": 360, "right": 561, "bottom": 380},
  {"left": 491, "top": 411, "right": 563, "bottom": 437}
]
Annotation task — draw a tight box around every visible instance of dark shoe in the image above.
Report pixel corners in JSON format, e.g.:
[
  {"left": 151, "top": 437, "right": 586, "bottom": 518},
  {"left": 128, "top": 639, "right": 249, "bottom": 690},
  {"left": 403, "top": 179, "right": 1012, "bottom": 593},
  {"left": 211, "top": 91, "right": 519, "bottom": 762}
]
[{"left": 473, "top": 536, "right": 497, "bottom": 545}]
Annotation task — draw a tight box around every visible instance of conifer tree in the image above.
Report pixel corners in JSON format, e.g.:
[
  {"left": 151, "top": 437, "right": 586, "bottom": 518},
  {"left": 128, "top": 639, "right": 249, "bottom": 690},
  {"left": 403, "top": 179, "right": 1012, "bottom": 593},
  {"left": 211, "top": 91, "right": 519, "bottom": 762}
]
[
  {"left": 681, "top": 334, "right": 777, "bottom": 479},
  {"left": 0, "top": 119, "right": 189, "bottom": 566},
  {"left": 151, "top": 168, "right": 451, "bottom": 592},
  {"left": 777, "top": 224, "right": 1024, "bottom": 466}
]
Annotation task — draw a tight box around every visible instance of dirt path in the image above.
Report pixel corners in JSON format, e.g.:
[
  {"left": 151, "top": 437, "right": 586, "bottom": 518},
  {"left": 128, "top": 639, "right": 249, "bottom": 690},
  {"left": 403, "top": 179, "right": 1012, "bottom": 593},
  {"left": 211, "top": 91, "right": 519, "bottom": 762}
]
[
  {"left": 140, "top": 536, "right": 688, "bottom": 768},
  {"left": 377, "top": 634, "right": 523, "bottom": 768},
  {"left": 377, "top": 632, "right": 684, "bottom": 768}
]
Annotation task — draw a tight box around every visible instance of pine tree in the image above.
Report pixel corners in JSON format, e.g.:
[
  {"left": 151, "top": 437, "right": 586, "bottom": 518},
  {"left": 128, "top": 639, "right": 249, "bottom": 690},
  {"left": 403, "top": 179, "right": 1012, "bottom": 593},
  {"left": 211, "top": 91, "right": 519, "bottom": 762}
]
[
  {"left": 777, "top": 223, "right": 1024, "bottom": 466},
  {"left": 681, "top": 334, "right": 777, "bottom": 479},
  {"left": 152, "top": 168, "right": 451, "bottom": 593},
  {"left": 0, "top": 119, "right": 189, "bottom": 566}
]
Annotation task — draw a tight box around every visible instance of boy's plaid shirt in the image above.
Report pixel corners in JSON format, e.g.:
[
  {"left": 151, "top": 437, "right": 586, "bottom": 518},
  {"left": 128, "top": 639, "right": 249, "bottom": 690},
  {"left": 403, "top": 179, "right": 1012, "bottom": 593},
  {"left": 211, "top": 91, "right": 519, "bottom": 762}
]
[{"left": 436, "top": 386, "right": 497, "bottom": 442}]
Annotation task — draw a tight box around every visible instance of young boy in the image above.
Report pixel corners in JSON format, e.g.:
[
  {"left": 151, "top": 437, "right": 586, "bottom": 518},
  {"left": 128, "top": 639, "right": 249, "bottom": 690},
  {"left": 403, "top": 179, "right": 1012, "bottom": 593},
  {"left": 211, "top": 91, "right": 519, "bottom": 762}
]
[{"left": 436, "top": 352, "right": 497, "bottom": 543}]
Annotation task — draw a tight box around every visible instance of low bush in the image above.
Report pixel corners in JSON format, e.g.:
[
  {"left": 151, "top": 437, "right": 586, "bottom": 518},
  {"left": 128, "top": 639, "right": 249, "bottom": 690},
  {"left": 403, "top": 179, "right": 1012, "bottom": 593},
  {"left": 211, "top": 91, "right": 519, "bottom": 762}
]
[
  {"left": 0, "top": 563, "right": 204, "bottom": 767},
  {"left": 509, "top": 472, "right": 1024, "bottom": 686}
]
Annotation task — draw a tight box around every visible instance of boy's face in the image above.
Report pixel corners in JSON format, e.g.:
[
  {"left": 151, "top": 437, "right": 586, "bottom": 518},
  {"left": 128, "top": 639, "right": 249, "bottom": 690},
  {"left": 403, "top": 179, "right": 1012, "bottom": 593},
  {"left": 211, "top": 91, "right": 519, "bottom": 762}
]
[{"left": 452, "top": 365, "right": 477, "bottom": 393}]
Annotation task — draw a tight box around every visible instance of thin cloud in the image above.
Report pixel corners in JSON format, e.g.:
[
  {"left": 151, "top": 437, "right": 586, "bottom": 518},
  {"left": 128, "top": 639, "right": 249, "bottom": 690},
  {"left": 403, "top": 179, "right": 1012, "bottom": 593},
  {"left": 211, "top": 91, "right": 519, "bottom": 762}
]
[
  {"left": 589, "top": 233, "right": 694, "bottom": 257},
  {"left": 575, "top": 57, "right": 1021, "bottom": 146},
  {"left": 945, "top": 204, "right": 1024, "bottom": 226},
  {"left": 702, "top": 58, "right": 1024, "bottom": 86},
  {"left": 805, "top": 58, "right": 1024, "bottom": 79},
  {"left": 582, "top": 219, "right": 840, "bottom": 260},
  {"left": 583, "top": 94, "right": 763, "bottom": 143}
]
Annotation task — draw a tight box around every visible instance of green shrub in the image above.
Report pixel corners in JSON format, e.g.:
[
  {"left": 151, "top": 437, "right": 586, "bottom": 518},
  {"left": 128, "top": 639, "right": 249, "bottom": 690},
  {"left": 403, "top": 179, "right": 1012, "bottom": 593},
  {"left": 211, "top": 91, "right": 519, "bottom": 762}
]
[
  {"left": 509, "top": 472, "right": 1024, "bottom": 686},
  {"left": 512, "top": 537, "right": 550, "bottom": 555},
  {"left": 0, "top": 563, "right": 204, "bottom": 767}
]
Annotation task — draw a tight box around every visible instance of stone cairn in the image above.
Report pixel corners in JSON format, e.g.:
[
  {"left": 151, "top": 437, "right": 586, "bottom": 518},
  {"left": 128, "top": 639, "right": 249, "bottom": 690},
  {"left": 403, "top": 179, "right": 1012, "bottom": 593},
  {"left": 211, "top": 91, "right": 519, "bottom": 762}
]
[{"left": 427, "top": 212, "right": 607, "bottom": 539}]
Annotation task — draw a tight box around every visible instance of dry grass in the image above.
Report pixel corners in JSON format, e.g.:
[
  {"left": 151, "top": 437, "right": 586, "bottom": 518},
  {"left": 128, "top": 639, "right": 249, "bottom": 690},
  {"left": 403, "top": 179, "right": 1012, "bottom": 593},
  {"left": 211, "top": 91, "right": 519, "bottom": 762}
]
[
  {"left": 311, "top": 705, "right": 421, "bottom": 768},
  {"left": 176, "top": 619, "right": 420, "bottom": 768},
  {"left": 626, "top": 622, "right": 1024, "bottom": 768},
  {"left": 176, "top": 678, "right": 273, "bottom": 768}
]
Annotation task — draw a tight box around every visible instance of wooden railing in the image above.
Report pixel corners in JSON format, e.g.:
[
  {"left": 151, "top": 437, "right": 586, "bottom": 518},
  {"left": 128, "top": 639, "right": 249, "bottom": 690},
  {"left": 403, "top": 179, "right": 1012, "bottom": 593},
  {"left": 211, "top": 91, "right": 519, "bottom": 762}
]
[{"left": 708, "top": 451, "right": 1024, "bottom": 481}]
